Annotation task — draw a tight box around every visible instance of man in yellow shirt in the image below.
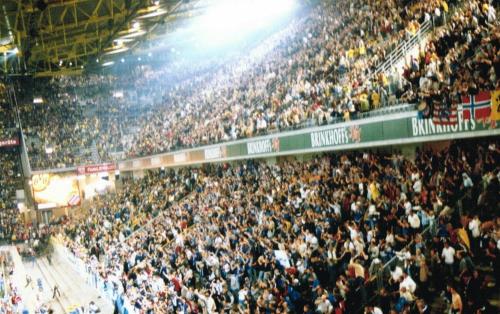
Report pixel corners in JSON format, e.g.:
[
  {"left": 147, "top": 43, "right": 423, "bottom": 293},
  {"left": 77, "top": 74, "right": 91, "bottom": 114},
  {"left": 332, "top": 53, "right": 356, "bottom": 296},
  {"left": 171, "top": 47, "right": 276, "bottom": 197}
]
[
  {"left": 360, "top": 93, "right": 369, "bottom": 112},
  {"left": 371, "top": 91, "right": 381, "bottom": 109},
  {"left": 441, "top": 1, "right": 448, "bottom": 13}
]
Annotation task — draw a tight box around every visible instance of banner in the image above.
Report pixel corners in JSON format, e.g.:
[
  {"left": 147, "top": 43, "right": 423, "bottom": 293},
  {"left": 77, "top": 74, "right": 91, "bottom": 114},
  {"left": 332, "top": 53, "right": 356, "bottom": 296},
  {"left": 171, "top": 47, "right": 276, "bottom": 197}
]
[
  {"left": 118, "top": 109, "right": 499, "bottom": 171},
  {"left": 0, "top": 138, "right": 19, "bottom": 148},
  {"left": 204, "top": 146, "right": 227, "bottom": 160},
  {"left": 76, "top": 163, "right": 116, "bottom": 175}
]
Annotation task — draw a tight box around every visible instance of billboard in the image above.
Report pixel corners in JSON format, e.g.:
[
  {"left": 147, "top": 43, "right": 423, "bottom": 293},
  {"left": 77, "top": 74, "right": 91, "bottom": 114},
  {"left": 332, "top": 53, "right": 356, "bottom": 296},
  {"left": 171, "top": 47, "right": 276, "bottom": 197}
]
[
  {"left": 32, "top": 173, "right": 80, "bottom": 209},
  {"left": 0, "top": 138, "right": 19, "bottom": 147},
  {"left": 76, "top": 163, "right": 116, "bottom": 175}
]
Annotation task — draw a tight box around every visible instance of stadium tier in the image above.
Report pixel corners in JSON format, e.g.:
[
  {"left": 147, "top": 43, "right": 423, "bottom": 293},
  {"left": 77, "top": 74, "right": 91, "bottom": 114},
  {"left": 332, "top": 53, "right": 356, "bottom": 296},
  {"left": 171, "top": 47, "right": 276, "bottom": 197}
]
[
  {"left": 10, "top": 0, "right": 497, "bottom": 170},
  {"left": 0, "top": 0, "right": 498, "bottom": 313}
]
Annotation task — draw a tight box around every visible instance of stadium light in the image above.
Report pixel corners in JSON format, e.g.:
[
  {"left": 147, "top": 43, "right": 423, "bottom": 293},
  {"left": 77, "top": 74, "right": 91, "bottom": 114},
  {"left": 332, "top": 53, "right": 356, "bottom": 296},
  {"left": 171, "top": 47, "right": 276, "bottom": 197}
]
[{"left": 191, "top": 0, "right": 298, "bottom": 46}]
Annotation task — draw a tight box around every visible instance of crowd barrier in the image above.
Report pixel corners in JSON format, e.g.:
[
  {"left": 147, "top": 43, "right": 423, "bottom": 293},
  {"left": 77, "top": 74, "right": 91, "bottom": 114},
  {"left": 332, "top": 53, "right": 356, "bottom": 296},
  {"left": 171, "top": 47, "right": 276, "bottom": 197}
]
[
  {"left": 55, "top": 242, "right": 135, "bottom": 314},
  {"left": 358, "top": 213, "right": 438, "bottom": 312}
]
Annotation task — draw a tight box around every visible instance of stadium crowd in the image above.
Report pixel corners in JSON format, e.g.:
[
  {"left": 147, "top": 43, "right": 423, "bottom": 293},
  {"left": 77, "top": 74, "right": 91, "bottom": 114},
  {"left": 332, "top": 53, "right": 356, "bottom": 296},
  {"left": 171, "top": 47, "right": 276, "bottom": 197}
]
[
  {"left": 58, "top": 139, "right": 499, "bottom": 313},
  {"left": 0, "top": 97, "right": 27, "bottom": 243},
  {"left": 0, "top": 147, "right": 22, "bottom": 210},
  {"left": 17, "top": 0, "right": 500, "bottom": 170}
]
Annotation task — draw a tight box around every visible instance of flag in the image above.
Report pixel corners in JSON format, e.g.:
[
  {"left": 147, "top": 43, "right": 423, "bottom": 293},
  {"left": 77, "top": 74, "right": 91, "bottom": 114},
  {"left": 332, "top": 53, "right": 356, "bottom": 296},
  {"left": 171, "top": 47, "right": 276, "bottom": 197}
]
[
  {"left": 68, "top": 194, "right": 81, "bottom": 206},
  {"left": 491, "top": 90, "right": 500, "bottom": 121},
  {"left": 433, "top": 102, "right": 458, "bottom": 125},
  {"left": 462, "top": 91, "right": 491, "bottom": 121}
]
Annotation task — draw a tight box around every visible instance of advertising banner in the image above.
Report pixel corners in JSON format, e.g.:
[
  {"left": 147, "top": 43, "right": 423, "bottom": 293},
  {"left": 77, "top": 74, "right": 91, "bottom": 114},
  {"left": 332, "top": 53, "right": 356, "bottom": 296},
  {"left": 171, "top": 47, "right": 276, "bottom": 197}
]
[
  {"left": 76, "top": 163, "right": 116, "bottom": 175},
  {"left": 32, "top": 173, "right": 80, "bottom": 208},
  {"left": 0, "top": 138, "right": 19, "bottom": 148},
  {"left": 117, "top": 110, "right": 499, "bottom": 172}
]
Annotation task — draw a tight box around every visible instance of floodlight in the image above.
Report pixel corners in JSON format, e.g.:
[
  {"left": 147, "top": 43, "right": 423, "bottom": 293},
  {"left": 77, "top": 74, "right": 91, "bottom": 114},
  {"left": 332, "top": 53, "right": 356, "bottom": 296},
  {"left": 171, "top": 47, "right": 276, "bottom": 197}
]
[{"left": 191, "top": 0, "right": 298, "bottom": 46}]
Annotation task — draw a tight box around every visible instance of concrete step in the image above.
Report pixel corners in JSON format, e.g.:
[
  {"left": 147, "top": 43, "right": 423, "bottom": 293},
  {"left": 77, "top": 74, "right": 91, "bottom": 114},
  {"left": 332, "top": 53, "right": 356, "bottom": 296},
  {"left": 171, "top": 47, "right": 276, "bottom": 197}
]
[
  {"left": 46, "top": 246, "right": 114, "bottom": 313},
  {"left": 31, "top": 257, "right": 68, "bottom": 313}
]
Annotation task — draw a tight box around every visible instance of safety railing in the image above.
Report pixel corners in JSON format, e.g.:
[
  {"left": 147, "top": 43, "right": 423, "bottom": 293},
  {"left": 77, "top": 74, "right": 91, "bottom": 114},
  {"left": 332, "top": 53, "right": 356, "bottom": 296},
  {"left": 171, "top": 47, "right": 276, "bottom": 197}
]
[
  {"left": 373, "top": 19, "right": 432, "bottom": 77},
  {"left": 357, "top": 215, "right": 439, "bottom": 313},
  {"left": 55, "top": 242, "right": 136, "bottom": 314}
]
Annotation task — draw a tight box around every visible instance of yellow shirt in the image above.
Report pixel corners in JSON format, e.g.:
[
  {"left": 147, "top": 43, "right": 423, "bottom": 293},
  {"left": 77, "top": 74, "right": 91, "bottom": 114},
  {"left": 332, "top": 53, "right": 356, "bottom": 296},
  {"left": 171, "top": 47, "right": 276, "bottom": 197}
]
[
  {"left": 442, "top": 1, "right": 449, "bottom": 13},
  {"left": 359, "top": 45, "right": 366, "bottom": 56},
  {"left": 370, "top": 182, "right": 380, "bottom": 201},
  {"left": 347, "top": 49, "right": 355, "bottom": 59},
  {"left": 371, "top": 92, "right": 381, "bottom": 107}
]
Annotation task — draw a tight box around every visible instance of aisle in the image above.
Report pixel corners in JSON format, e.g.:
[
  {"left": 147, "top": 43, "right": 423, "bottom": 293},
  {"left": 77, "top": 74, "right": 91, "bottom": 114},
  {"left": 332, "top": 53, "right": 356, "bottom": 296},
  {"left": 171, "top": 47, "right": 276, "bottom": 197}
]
[{"left": 22, "top": 249, "right": 114, "bottom": 313}]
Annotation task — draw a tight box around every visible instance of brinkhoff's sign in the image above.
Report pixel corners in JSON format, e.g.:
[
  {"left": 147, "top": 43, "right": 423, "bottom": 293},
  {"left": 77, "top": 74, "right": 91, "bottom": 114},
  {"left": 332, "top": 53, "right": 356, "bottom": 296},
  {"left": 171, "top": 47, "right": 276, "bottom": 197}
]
[
  {"left": 247, "top": 138, "right": 280, "bottom": 155},
  {"left": 204, "top": 146, "right": 227, "bottom": 160},
  {"left": 411, "top": 113, "right": 477, "bottom": 137},
  {"left": 310, "top": 125, "right": 361, "bottom": 148},
  {"left": 311, "top": 127, "right": 350, "bottom": 148},
  {"left": 115, "top": 112, "right": 498, "bottom": 172}
]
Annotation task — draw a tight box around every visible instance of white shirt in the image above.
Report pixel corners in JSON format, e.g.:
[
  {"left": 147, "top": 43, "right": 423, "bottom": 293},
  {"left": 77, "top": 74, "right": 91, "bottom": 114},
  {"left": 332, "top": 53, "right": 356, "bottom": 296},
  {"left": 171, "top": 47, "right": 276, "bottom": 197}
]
[
  {"left": 400, "top": 275, "right": 417, "bottom": 293},
  {"left": 413, "top": 180, "right": 422, "bottom": 193},
  {"left": 391, "top": 266, "right": 403, "bottom": 281},
  {"left": 442, "top": 246, "right": 455, "bottom": 265},
  {"left": 371, "top": 307, "right": 383, "bottom": 314},
  {"left": 408, "top": 214, "right": 421, "bottom": 229},
  {"left": 468, "top": 218, "right": 480, "bottom": 238},
  {"left": 316, "top": 299, "right": 333, "bottom": 313},
  {"left": 238, "top": 289, "right": 248, "bottom": 302}
]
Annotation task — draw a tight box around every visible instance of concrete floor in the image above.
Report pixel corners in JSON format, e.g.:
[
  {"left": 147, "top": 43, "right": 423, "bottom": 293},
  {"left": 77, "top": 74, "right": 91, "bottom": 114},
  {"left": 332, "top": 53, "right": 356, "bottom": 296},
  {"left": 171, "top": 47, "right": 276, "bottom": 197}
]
[{"left": 19, "top": 246, "right": 114, "bottom": 314}]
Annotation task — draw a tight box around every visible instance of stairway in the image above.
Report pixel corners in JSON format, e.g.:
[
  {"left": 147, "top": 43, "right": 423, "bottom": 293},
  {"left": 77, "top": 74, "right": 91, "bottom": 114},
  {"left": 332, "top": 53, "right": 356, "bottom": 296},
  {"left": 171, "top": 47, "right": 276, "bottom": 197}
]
[
  {"left": 1, "top": 246, "right": 38, "bottom": 312},
  {"left": 23, "top": 251, "right": 114, "bottom": 314},
  {"left": 372, "top": 19, "right": 432, "bottom": 77},
  {"left": 90, "top": 140, "right": 100, "bottom": 163}
]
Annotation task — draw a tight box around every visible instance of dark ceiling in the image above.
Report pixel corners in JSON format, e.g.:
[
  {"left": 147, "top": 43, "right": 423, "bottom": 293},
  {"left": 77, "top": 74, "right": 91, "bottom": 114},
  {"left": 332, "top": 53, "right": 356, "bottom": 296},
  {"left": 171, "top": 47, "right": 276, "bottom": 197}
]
[{"left": 0, "top": 0, "right": 204, "bottom": 77}]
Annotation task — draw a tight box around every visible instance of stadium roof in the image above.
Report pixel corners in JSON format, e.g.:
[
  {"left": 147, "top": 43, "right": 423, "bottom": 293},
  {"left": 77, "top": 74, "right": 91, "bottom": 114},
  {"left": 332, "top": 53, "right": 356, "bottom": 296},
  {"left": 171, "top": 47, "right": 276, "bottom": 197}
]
[{"left": 0, "top": 0, "right": 205, "bottom": 77}]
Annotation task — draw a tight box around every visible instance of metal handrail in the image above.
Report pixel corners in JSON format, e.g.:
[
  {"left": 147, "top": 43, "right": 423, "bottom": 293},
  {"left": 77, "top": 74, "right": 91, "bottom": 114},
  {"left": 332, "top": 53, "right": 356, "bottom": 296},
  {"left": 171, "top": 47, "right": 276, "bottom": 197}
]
[{"left": 373, "top": 19, "right": 432, "bottom": 76}]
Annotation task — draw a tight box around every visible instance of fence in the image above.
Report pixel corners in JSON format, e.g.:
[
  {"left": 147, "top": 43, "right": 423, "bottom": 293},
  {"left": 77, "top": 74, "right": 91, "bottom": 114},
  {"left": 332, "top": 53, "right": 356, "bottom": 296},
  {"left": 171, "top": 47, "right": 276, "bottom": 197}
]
[
  {"left": 54, "top": 242, "right": 136, "bottom": 314},
  {"left": 356, "top": 217, "right": 438, "bottom": 313},
  {"left": 373, "top": 19, "right": 432, "bottom": 77}
]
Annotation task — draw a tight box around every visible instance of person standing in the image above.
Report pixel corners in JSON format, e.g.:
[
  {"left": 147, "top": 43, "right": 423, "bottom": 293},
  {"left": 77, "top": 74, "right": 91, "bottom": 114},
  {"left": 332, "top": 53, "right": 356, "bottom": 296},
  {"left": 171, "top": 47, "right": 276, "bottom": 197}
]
[
  {"left": 467, "top": 215, "right": 481, "bottom": 256},
  {"left": 441, "top": 241, "right": 456, "bottom": 280},
  {"left": 448, "top": 285, "right": 463, "bottom": 314},
  {"left": 52, "top": 284, "right": 61, "bottom": 299}
]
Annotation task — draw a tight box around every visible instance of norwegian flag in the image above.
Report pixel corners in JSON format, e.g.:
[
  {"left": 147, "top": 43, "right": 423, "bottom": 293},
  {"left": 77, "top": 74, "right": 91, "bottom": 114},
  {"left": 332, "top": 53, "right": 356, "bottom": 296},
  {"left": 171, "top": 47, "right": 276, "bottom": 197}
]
[
  {"left": 461, "top": 91, "right": 491, "bottom": 121},
  {"left": 433, "top": 102, "right": 458, "bottom": 125},
  {"left": 68, "top": 194, "right": 81, "bottom": 206}
]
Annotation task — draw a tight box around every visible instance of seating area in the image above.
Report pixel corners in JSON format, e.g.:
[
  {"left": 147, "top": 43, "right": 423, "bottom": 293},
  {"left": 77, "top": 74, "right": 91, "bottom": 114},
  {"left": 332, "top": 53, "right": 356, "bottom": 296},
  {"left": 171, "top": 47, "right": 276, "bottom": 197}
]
[
  {"left": 0, "top": 1, "right": 498, "bottom": 313},
  {"left": 55, "top": 138, "right": 499, "bottom": 313},
  {"left": 0, "top": 98, "right": 26, "bottom": 243},
  {"left": 15, "top": 0, "right": 499, "bottom": 170}
]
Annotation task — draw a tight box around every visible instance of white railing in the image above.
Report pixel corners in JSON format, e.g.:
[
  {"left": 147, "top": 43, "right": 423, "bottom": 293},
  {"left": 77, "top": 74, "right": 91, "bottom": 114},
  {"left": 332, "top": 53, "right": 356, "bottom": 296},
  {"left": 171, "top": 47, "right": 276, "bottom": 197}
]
[
  {"left": 55, "top": 242, "right": 136, "bottom": 314},
  {"left": 373, "top": 19, "right": 432, "bottom": 77}
]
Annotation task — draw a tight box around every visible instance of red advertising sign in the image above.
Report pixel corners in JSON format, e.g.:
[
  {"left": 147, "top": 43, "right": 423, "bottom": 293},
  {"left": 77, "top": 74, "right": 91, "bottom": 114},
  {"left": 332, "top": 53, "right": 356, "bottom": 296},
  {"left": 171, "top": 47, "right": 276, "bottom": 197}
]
[
  {"left": 77, "top": 163, "right": 116, "bottom": 175},
  {"left": 0, "top": 138, "right": 19, "bottom": 147}
]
